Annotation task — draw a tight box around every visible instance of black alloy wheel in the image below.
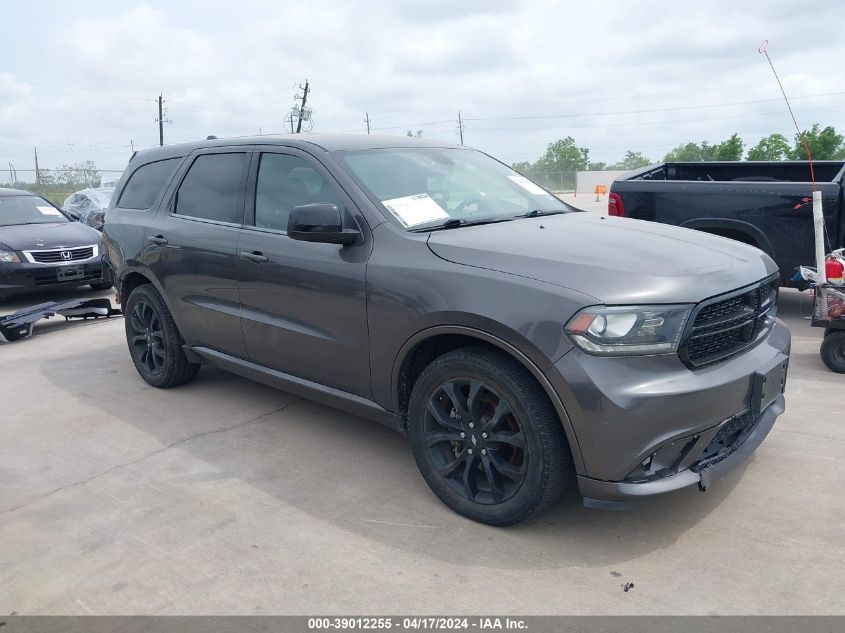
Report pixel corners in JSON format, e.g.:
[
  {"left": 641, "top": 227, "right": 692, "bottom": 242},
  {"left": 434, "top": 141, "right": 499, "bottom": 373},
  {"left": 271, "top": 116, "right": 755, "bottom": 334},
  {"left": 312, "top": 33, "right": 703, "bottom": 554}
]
[
  {"left": 425, "top": 378, "right": 527, "bottom": 505},
  {"left": 124, "top": 284, "right": 200, "bottom": 388},
  {"left": 128, "top": 299, "right": 166, "bottom": 375},
  {"left": 408, "top": 346, "right": 572, "bottom": 526}
]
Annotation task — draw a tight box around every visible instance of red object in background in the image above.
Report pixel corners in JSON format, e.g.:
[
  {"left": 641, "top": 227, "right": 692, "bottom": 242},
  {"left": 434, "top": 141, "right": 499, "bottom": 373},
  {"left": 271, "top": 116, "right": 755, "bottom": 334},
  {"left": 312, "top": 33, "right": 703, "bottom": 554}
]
[
  {"left": 608, "top": 192, "right": 625, "bottom": 217},
  {"left": 826, "top": 256, "right": 844, "bottom": 283}
]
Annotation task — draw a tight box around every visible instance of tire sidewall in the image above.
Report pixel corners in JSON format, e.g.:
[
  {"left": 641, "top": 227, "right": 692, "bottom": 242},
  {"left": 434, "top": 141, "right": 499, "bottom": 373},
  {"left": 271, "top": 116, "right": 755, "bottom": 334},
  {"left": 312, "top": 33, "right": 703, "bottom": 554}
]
[
  {"left": 408, "top": 353, "right": 553, "bottom": 524},
  {"left": 124, "top": 285, "right": 178, "bottom": 387},
  {"left": 821, "top": 331, "right": 845, "bottom": 373}
]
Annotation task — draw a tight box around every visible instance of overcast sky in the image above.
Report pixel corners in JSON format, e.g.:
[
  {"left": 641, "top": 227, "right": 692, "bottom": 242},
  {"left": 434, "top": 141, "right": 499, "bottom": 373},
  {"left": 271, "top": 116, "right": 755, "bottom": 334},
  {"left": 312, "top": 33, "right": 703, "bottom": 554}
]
[{"left": 2, "top": 0, "right": 844, "bottom": 176}]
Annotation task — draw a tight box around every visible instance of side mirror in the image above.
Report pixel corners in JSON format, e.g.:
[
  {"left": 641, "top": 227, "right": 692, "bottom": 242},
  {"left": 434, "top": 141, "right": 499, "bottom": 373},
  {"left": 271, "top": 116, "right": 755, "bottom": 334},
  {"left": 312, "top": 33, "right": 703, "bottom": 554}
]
[{"left": 287, "top": 204, "right": 360, "bottom": 245}]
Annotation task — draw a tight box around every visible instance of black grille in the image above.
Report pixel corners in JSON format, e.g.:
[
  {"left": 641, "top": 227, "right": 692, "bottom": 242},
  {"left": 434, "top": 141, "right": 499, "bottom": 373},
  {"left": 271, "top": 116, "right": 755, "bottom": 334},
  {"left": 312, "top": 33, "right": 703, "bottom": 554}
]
[
  {"left": 682, "top": 278, "right": 777, "bottom": 367},
  {"left": 697, "top": 295, "right": 744, "bottom": 322},
  {"left": 692, "top": 410, "right": 758, "bottom": 471},
  {"left": 30, "top": 246, "right": 94, "bottom": 263}
]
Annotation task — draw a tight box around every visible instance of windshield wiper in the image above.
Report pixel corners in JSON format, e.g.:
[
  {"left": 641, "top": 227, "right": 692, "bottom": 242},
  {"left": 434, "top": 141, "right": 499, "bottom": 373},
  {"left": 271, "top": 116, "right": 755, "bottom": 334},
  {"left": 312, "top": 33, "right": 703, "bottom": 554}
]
[
  {"left": 410, "top": 217, "right": 516, "bottom": 232},
  {"left": 518, "top": 209, "right": 567, "bottom": 218}
]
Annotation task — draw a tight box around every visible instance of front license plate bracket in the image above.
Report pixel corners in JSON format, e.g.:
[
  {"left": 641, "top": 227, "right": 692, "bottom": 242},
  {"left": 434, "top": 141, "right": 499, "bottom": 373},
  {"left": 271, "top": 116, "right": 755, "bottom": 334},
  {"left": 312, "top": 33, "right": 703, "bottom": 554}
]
[
  {"left": 752, "top": 357, "right": 788, "bottom": 414},
  {"left": 57, "top": 267, "right": 84, "bottom": 282}
]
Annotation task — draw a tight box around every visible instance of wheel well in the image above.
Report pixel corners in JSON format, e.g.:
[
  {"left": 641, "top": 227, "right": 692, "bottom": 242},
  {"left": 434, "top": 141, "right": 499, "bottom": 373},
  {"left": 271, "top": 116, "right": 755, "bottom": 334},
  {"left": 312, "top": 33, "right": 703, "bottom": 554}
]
[
  {"left": 119, "top": 271, "right": 151, "bottom": 305},
  {"left": 397, "top": 334, "right": 539, "bottom": 423},
  {"left": 395, "top": 331, "right": 585, "bottom": 472}
]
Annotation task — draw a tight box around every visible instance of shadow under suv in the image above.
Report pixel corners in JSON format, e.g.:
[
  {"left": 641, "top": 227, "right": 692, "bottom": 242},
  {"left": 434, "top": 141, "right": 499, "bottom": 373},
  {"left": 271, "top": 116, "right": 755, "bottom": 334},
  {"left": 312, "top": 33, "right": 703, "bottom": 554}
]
[{"left": 103, "top": 134, "right": 790, "bottom": 525}]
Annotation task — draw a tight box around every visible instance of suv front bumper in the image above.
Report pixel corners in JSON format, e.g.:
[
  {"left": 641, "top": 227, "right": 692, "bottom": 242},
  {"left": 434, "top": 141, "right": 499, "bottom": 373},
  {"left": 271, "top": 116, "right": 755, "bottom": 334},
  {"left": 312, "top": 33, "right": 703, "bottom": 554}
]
[{"left": 547, "top": 317, "right": 790, "bottom": 506}]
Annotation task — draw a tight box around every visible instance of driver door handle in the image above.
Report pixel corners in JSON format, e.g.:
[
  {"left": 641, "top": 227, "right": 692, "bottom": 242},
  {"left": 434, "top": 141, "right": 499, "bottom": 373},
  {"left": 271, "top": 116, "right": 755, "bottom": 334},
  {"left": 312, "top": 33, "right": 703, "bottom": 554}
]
[
  {"left": 147, "top": 235, "right": 168, "bottom": 246},
  {"left": 240, "top": 250, "right": 269, "bottom": 263}
]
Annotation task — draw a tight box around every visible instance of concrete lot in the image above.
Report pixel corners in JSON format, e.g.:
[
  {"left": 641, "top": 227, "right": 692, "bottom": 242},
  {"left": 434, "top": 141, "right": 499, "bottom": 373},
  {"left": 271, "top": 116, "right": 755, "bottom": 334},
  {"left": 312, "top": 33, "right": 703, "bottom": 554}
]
[{"left": 0, "top": 286, "right": 843, "bottom": 615}]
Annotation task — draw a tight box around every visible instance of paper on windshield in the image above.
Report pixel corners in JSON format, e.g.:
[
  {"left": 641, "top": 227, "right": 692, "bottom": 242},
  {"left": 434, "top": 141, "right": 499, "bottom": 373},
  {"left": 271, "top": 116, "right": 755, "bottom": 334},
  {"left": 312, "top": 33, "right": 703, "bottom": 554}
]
[
  {"left": 36, "top": 206, "right": 63, "bottom": 216},
  {"left": 382, "top": 193, "right": 449, "bottom": 227},
  {"left": 508, "top": 175, "right": 551, "bottom": 196}
]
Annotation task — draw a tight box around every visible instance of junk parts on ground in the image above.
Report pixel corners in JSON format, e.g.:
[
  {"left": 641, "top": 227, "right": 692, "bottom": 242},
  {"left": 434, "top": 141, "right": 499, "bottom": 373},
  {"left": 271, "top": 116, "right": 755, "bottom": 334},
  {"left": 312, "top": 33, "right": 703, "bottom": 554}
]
[
  {"left": 62, "top": 187, "right": 115, "bottom": 231},
  {"left": 0, "top": 298, "right": 121, "bottom": 343}
]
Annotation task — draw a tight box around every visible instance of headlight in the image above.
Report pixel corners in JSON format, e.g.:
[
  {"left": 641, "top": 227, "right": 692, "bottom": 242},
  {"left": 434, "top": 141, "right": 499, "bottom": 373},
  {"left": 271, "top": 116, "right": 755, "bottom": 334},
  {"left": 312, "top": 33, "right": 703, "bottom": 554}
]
[
  {"left": 0, "top": 249, "right": 20, "bottom": 263},
  {"left": 565, "top": 305, "right": 693, "bottom": 356}
]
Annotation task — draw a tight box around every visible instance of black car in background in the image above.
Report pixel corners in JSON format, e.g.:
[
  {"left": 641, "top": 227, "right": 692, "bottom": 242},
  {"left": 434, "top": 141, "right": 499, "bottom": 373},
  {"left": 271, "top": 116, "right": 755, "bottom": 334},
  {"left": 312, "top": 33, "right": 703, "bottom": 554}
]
[{"left": 0, "top": 188, "right": 112, "bottom": 300}]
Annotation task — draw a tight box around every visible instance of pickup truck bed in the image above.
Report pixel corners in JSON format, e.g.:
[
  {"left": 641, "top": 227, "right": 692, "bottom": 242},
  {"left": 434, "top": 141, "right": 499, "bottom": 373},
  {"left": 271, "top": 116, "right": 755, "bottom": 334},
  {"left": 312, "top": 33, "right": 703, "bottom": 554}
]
[{"left": 610, "top": 161, "right": 845, "bottom": 287}]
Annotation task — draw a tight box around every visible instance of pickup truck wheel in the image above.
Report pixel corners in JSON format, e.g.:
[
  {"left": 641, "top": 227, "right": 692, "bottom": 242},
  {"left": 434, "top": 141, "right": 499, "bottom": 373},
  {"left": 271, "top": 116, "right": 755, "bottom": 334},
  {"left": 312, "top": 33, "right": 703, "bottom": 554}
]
[
  {"left": 408, "top": 347, "right": 572, "bottom": 526},
  {"left": 820, "top": 331, "right": 845, "bottom": 373},
  {"left": 124, "top": 284, "right": 200, "bottom": 388}
]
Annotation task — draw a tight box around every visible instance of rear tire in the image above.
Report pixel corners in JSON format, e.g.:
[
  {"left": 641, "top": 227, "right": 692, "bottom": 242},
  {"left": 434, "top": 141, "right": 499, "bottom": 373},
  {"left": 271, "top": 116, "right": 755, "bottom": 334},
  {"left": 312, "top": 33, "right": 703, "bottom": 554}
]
[
  {"left": 124, "top": 284, "right": 200, "bottom": 388},
  {"left": 407, "top": 346, "right": 572, "bottom": 526},
  {"left": 820, "top": 331, "right": 845, "bottom": 373}
]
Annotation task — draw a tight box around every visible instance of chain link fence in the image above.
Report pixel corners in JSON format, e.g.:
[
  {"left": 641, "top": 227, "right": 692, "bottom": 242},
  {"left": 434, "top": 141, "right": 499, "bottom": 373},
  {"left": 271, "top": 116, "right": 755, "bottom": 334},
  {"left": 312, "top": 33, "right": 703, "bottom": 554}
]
[
  {"left": 516, "top": 170, "right": 577, "bottom": 193},
  {"left": 1, "top": 169, "right": 124, "bottom": 206}
]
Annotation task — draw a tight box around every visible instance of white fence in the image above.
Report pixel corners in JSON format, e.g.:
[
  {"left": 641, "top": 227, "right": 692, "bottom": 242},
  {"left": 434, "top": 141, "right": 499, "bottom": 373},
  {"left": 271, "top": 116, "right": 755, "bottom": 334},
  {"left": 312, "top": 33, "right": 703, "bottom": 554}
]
[{"left": 575, "top": 170, "right": 628, "bottom": 194}]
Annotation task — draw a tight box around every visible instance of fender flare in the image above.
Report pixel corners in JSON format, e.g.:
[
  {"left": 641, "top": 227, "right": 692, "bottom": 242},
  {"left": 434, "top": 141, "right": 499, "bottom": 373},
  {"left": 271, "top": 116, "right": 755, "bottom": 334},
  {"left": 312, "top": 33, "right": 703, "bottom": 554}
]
[
  {"left": 679, "top": 218, "right": 775, "bottom": 257},
  {"left": 118, "top": 265, "right": 182, "bottom": 326},
  {"left": 391, "top": 324, "right": 586, "bottom": 474}
]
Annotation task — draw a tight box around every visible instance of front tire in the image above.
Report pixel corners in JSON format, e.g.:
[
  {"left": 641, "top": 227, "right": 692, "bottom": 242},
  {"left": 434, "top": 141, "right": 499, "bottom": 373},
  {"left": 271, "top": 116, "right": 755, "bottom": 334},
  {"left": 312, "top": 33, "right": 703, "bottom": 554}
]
[
  {"left": 820, "top": 330, "right": 845, "bottom": 373},
  {"left": 408, "top": 346, "right": 572, "bottom": 526},
  {"left": 124, "top": 284, "right": 200, "bottom": 388}
]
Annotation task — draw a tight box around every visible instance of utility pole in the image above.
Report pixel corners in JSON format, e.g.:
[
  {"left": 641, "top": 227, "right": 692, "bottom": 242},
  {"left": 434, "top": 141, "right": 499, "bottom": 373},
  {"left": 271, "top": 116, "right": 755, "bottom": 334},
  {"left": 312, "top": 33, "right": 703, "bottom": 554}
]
[
  {"left": 34, "top": 147, "right": 40, "bottom": 185},
  {"left": 364, "top": 112, "right": 371, "bottom": 134},
  {"left": 456, "top": 110, "right": 465, "bottom": 145},
  {"left": 295, "top": 80, "right": 310, "bottom": 133},
  {"left": 157, "top": 95, "right": 164, "bottom": 146}
]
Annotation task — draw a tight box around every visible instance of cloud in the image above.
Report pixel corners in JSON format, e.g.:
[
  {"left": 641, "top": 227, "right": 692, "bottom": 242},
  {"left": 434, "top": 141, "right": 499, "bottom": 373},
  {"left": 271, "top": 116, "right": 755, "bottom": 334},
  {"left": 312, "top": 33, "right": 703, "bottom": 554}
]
[{"left": 2, "top": 0, "right": 845, "bottom": 174}]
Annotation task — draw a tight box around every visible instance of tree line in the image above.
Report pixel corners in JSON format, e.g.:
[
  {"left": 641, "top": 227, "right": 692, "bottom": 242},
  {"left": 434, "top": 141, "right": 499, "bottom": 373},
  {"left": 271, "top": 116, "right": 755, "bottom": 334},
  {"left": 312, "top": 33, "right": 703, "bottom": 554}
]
[{"left": 513, "top": 124, "right": 845, "bottom": 173}]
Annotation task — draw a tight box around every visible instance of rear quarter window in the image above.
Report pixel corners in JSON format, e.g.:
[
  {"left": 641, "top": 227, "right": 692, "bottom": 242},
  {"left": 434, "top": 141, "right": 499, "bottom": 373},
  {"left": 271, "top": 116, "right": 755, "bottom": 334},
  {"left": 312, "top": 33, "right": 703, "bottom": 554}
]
[{"left": 118, "top": 157, "right": 182, "bottom": 210}]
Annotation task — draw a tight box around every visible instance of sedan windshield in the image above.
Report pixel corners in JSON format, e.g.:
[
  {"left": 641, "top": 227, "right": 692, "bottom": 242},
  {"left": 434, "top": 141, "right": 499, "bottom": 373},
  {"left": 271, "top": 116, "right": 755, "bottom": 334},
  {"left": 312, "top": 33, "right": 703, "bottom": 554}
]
[
  {"left": 0, "top": 195, "right": 68, "bottom": 226},
  {"left": 335, "top": 148, "right": 572, "bottom": 230}
]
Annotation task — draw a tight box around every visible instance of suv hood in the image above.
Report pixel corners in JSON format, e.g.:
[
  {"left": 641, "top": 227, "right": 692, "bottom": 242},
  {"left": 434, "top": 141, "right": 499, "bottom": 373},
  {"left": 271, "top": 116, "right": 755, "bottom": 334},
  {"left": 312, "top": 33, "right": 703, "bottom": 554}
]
[
  {"left": 427, "top": 213, "right": 778, "bottom": 304},
  {"left": 0, "top": 222, "right": 100, "bottom": 252}
]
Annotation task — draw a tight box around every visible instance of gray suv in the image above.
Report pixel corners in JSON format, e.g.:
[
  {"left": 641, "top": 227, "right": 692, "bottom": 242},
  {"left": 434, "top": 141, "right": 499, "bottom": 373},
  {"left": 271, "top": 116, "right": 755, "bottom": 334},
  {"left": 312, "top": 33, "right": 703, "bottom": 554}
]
[{"left": 104, "top": 134, "right": 790, "bottom": 525}]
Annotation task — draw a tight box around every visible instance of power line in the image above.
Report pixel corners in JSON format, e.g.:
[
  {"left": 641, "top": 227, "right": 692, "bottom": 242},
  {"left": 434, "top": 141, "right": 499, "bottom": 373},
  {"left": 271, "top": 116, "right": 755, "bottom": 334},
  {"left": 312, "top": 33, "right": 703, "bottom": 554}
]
[
  {"left": 6, "top": 100, "right": 841, "bottom": 163},
  {"left": 462, "top": 91, "right": 845, "bottom": 123},
  {"left": 334, "top": 90, "right": 845, "bottom": 137},
  {"left": 463, "top": 102, "right": 845, "bottom": 133}
]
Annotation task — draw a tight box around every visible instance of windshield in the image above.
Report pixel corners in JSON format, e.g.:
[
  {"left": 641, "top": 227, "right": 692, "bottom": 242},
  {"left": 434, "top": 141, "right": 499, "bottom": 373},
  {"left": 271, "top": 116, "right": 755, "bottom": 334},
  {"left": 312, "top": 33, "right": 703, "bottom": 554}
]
[
  {"left": 0, "top": 195, "right": 68, "bottom": 226},
  {"left": 335, "top": 148, "right": 572, "bottom": 230}
]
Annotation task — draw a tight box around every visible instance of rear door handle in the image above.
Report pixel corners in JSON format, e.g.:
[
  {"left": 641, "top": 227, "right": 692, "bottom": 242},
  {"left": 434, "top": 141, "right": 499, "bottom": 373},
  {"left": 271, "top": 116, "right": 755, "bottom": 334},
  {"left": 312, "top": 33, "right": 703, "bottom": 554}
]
[
  {"left": 147, "top": 235, "right": 168, "bottom": 246},
  {"left": 240, "top": 250, "right": 268, "bottom": 263}
]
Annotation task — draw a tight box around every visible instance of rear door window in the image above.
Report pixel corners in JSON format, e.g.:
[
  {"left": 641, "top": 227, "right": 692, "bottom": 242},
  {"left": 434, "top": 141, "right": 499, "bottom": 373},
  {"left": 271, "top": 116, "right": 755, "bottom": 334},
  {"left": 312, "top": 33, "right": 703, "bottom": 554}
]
[
  {"left": 174, "top": 153, "right": 249, "bottom": 224},
  {"left": 118, "top": 158, "right": 181, "bottom": 209}
]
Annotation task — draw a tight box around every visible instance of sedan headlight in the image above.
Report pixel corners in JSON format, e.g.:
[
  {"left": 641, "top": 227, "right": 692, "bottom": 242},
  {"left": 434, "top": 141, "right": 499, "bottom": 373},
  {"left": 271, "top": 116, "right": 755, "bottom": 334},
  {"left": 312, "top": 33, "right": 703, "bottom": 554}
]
[
  {"left": 565, "top": 305, "right": 693, "bottom": 356},
  {"left": 0, "top": 249, "right": 20, "bottom": 263}
]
